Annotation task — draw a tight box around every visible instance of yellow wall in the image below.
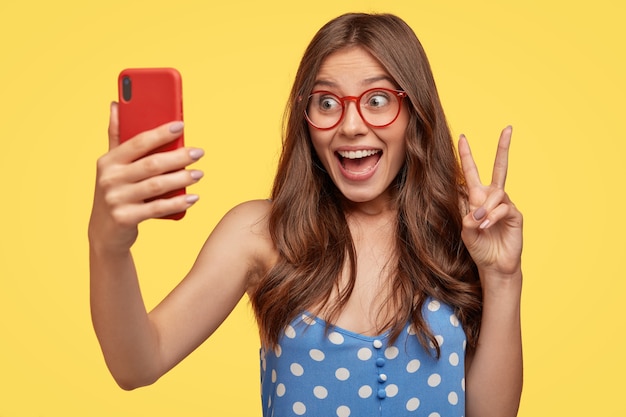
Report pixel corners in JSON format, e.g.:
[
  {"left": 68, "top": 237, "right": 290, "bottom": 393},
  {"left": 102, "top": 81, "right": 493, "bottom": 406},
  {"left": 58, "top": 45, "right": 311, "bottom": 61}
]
[{"left": 1, "top": 0, "right": 624, "bottom": 415}]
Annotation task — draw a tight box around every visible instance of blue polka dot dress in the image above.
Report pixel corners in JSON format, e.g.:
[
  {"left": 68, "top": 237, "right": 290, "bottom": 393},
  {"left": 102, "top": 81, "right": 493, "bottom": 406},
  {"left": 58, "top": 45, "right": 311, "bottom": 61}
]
[{"left": 260, "top": 299, "right": 466, "bottom": 416}]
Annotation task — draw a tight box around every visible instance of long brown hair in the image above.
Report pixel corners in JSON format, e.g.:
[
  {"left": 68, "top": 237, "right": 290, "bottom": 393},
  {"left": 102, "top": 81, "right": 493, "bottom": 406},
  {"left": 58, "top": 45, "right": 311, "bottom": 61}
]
[{"left": 251, "top": 13, "right": 482, "bottom": 355}]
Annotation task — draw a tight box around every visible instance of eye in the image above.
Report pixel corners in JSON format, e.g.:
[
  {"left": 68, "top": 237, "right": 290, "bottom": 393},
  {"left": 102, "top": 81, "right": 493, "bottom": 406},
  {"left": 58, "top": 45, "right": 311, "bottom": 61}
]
[
  {"left": 317, "top": 95, "right": 341, "bottom": 112},
  {"left": 363, "top": 91, "right": 391, "bottom": 109}
]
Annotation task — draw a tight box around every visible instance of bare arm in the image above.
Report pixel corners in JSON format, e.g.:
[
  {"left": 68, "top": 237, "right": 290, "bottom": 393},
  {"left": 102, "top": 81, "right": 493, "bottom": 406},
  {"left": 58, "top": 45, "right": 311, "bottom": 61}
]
[
  {"left": 459, "top": 126, "right": 524, "bottom": 417},
  {"left": 89, "top": 104, "right": 272, "bottom": 389}
]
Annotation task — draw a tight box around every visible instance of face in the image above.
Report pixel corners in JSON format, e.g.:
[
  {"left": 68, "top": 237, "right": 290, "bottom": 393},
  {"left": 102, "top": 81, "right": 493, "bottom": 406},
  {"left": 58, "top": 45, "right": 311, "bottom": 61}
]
[{"left": 308, "top": 46, "right": 409, "bottom": 211}]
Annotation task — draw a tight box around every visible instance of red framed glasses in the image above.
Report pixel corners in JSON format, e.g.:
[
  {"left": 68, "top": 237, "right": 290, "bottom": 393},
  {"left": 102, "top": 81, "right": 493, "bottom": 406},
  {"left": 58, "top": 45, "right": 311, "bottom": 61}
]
[{"left": 305, "top": 87, "right": 407, "bottom": 130}]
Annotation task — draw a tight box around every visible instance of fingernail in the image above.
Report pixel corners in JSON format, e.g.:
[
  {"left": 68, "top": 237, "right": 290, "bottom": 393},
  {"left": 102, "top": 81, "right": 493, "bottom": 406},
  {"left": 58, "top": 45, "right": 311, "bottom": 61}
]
[
  {"left": 185, "top": 194, "right": 199, "bottom": 204},
  {"left": 479, "top": 219, "right": 490, "bottom": 229},
  {"left": 190, "top": 170, "right": 204, "bottom": 180},
  {"left": 473, "top": 207, "right": 486, "bottom": 221},
  {"left": 189, "top": 148, "right": 204, "bottom": 160},
  {"left": 169, "top": 121, "right": 184, "bottom": 133}
]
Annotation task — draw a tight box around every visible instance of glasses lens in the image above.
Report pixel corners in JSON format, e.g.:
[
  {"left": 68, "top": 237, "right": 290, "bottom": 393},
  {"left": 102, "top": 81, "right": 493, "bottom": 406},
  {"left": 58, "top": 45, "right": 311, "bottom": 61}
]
[
  {"left": 359, "top": 89, "right": 400, "bottom": 127},
  {"left": 306, "top": 92, "right": 342, "bottom": 129}
]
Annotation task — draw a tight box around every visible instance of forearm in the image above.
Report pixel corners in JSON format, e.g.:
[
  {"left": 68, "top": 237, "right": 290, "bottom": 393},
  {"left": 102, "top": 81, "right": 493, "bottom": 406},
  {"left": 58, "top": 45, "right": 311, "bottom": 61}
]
[
  {"left": 466, "top": 270, "right": 523, "bottom": 417},
  {"left": 89, "top": 245, "right": 163, "bottom": 389}
]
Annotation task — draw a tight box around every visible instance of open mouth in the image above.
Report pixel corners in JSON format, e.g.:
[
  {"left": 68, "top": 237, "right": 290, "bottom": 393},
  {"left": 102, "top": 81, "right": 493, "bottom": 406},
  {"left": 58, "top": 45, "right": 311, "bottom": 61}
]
[{"left": 336, "top": 149, "right": 382, "bottom": 174}]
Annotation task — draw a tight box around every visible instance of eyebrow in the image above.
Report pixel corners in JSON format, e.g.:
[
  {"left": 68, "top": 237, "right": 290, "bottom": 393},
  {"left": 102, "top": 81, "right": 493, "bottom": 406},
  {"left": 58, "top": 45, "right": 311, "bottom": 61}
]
[{"left": 313, "top": 75, "right": 396, "bottom": 90}]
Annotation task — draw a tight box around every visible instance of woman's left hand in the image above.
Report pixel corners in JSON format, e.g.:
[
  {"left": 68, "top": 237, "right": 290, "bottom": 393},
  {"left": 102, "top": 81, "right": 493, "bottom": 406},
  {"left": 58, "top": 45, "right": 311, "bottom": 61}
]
[{"left": 458, "top": 126, "right": 523, "bottom": 278}]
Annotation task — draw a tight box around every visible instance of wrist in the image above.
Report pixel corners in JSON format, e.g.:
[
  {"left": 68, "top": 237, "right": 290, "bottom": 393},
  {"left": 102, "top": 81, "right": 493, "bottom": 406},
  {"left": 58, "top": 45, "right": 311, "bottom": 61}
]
[{"left": 478, "top": 268, "right": 523, "bottom": 300}]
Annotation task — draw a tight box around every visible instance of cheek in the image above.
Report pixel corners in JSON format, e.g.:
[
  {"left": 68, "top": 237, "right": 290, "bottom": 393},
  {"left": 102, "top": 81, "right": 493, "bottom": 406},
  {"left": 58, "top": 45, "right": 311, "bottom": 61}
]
[{"left": 309, "top": 129, "right": 333, "bottom": 161}]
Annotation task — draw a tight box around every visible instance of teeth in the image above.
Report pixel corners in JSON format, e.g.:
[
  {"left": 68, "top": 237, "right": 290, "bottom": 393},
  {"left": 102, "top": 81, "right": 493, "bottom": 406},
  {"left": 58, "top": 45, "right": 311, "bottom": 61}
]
[{"left": 337, "top": 149, "right": 380, "bottom": 159}]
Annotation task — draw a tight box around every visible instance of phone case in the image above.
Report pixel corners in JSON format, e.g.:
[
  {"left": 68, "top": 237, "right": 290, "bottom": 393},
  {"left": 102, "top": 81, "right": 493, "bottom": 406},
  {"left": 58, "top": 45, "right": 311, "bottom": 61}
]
[{"left": 118, "top": 68, "right": 186, "bottom": 220}]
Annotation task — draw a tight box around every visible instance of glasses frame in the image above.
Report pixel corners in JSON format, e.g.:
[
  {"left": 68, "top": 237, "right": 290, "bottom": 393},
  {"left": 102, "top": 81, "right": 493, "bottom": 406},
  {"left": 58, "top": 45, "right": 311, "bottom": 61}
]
[{"left": 305, "top": 87, "right": 407, "bottom": 130}]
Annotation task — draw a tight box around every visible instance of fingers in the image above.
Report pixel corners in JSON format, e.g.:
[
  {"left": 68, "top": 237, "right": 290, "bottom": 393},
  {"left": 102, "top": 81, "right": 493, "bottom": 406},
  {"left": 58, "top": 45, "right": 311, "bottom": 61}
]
[
  {"left": 109, "top": 188, "right": 201, "bottom": 227},
  {"left": 105, "top": 167, "right": 203, "bottom": 207},
  {"left": 491, "top": 126, "right": 512, "bottom": 189},
  {"left": 459, "top": 125, "right": 515, "bottom": 228},
  {"left": 458, "top": 134, "right": 482, "bottom": 189},
  {"left": 108, "top": 102, "right": 120, "bottom": 151},
  {"left": 123, "top": 146, "right": 204, "bottom": 183},
  {"left": 113, "top": 121, "right": 186, "bottom": 164},
  {"left": 468, "top": 188, "right": 509, "bottom": 229},
  {"left": 97, "top": 115, "right": 205, "bottom": 225}
]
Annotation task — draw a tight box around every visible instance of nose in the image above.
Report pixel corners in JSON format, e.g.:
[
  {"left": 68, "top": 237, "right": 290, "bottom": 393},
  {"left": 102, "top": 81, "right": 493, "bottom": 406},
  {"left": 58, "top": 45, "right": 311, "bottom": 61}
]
[{"left": 337, "top": 99, "right": 368, "bottom": 137}]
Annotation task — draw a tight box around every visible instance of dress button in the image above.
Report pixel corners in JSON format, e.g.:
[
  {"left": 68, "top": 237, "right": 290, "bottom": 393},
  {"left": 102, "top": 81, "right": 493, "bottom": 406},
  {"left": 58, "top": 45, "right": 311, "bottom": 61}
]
[
  {"left": 373, "top": 339, "right": 383, "bottom": 349},
  {"left": 378, "top": 389, "right": 387, "bottom": 399},
  {"left": 376, "top": 358, "right": 386, "bottom": 367},
  {"left": 378, "top": 373, "right": 387, "bottom": 383}
]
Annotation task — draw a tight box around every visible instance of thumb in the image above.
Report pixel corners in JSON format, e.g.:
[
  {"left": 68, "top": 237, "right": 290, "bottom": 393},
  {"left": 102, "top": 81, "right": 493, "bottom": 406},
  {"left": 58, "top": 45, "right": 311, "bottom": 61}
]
[{"left": 107, "top": 101, "right": 120, "bottom": 151}]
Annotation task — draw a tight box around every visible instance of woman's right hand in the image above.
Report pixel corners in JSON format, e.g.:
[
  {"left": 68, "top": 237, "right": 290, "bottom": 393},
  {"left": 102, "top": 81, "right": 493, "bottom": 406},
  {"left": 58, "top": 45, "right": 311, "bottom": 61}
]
[{"left": 88, "top": 102, "right": 204, "bottom": 253}]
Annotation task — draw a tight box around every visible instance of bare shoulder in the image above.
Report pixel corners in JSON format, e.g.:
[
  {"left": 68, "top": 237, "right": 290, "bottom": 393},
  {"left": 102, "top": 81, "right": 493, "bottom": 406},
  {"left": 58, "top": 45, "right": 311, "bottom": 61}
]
[
  {"left": 219, "top": 199, "right": 273, "bottom": 244},
  {"left": 198, "top": 199, "right": 277, "bottom": 289}
]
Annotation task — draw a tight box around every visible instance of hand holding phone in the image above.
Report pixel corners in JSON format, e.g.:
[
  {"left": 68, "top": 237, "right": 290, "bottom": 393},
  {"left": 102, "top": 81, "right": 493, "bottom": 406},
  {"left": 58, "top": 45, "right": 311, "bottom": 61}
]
[{"left": 118, "top": 68, "right": 186, "bottom": 220}]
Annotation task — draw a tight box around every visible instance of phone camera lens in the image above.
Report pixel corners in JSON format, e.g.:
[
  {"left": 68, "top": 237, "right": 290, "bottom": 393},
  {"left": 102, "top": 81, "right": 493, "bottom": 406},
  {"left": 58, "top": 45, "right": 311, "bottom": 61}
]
[{"left": 122, "top": 76, "right": 132, "bottom": 101}]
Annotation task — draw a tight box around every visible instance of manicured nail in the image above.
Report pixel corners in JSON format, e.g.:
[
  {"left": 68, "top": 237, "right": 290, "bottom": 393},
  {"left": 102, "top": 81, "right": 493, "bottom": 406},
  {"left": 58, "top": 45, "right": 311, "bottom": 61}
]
[
  {"left": 190, "top": 170, "right": 204, "bottom": 180},
  {"left": 189, "top": 148, "right": 204, "bottom": 160},
  {"left": 169, "top": 121, "right": 184, "bottom": 133},
  {"left": 479, "top": 219, "right": 491, "bottom": 229},
  {"left": 473, "top": 207, "right": 486, "bottom": 221},
  {"left": 185, "top": 194, "right": 199, "bottom": 204}
]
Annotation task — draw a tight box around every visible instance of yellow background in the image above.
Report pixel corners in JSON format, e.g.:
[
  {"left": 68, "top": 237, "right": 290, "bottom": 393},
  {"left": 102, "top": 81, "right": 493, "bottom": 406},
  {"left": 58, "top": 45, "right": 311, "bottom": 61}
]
[{"left": 1, "top": 0, "right": 624, "bottom": 415}]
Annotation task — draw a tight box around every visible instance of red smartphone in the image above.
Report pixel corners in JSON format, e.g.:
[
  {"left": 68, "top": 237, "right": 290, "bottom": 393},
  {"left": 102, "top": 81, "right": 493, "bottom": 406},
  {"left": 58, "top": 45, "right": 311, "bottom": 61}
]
[{"left": 118, "top": 67, "right": 186, "bottom": 220}]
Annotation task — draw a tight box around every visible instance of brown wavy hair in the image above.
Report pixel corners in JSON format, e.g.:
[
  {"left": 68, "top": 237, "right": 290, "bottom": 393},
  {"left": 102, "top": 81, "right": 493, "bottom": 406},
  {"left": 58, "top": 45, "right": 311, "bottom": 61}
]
[{"left": 250, "top": 13, "right": 482, "bottom": 355}]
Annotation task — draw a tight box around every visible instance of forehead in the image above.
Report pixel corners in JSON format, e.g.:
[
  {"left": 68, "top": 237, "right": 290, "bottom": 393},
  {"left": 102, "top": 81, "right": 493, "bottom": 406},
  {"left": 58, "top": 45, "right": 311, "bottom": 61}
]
[{"left": 314, "top": 46, "right": 395, "bottom": 90}]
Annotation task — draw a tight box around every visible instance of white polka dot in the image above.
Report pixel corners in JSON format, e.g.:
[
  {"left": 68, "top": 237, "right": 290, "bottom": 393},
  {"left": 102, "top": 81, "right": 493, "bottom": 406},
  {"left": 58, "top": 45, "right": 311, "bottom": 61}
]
[
  {"left": 463, "top": 340, "right": 467, "bottom": 351},
  {"left": 386, "top": 384, "right": 399, "bottom": 397},
  {"left": 430, "top": 335, "right": 444, "bottom": 349},
  {"left": 274, "top": 344, "right": 282, "bottom": 357},
  {"left": 293, "top": 402, "right": 306, "bottom": 415},
  {"left": 449, "top": 352, "right": 460, "bottom": 366},
  {"left": 335, "top": 367, "right": 350, "bottom": 381},
  {"left": 448, "top": 391, "right": 459, "bottom": 405},
  {"left": 407, "top": 325, "right": 417, "bottom": 335},
  {"left": 268, "top": 396, "right": 272, "bottom": 408},
  {"left": 462, "top": 378, "right": 466, "bottom": 391},
  {"left": 406, "top": 397, "right": 420, "bottom": 411},
  {"left": 302, "top": 314, "right": 316, "bottom": 325},
  {"left": 313, "top": 385, "right": 328, "bottom": 399},
  {"left": 290, "top": 363, "right": 304, "bottom": 376},
  {"left": 427, "top": 373, "right": 441, "bottom": 387},
  {"left": 428, "top": 413, "right": 441, "bottom": 417},
  {"left": 271, "top": 369, "right": 277, "bottom": 383},
  {"left": 357, "top": 347, "right": 372, "bottom": 360},
  {"left": 385, "top": 346, "right": 399, "bottom": 359},
  {"left": 309, "top": 349, "right": 325, "bottom": 361},
  {"left": 276, "top": 383, "right": 286, "bottom": 397},
  {"left": 336, "top": 405, "right": 351, "bottom": 417},
  {"left": 428, "top": 300, "right": 441, "bottom": 311},
  {"left": 406, "top": 359, "right": 421, "bottom": 373},
  {"left": 329, "top": 331, "right": 344, "bottom": 344},
  {"left": 285, "top": 325, "right": 296, "bottom": 339},
  {"left": 450, "top": 314, "right": 460, "bottom": 327},
  {"left": 373, "top": 339, "right": 383, "bottom": 348},
  {"left": 358, "top": 385, "right": 373, "bottom": 398}
]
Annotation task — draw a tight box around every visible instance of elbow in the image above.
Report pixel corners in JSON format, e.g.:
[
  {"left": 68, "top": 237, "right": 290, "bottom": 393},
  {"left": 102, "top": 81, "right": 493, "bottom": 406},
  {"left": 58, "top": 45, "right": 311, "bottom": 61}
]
[
  {"left": 106, "top": 362, "right": 161, "bottom": 391},
  {"left": 113, "top": 373, "right": 159, "bottom": 391}
]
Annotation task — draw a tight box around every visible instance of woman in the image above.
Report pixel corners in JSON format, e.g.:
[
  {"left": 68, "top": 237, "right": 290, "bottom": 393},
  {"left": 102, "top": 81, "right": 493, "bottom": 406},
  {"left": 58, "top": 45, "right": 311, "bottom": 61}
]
[{"left": 89, "top": 13, "right": 523, "bottom": 417}]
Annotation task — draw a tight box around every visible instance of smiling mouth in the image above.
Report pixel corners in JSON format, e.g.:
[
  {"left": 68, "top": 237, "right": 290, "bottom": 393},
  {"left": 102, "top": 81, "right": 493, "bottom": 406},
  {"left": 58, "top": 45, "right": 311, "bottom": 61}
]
[{"left": 336, "top": 149, "right": 382, "bottom": 174}]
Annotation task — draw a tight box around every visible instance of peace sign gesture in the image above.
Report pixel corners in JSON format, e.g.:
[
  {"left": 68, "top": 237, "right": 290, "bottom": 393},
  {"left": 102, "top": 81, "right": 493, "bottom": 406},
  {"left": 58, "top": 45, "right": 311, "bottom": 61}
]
[{"left": 459, "top": 126, "right": 523, "bottom": 279}]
